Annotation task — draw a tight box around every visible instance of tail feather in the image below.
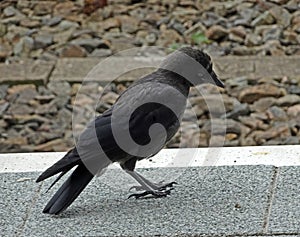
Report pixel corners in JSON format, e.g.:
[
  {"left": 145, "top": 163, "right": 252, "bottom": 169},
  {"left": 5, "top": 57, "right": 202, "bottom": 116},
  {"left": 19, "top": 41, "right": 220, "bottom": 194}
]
[
  {"left": 36, "top": 148, "right": 79, "bottom": 183},
  {"left": 37, "top": 147, "right": 111, "bottom": 214},
  {"left": 43, "top": 164, "right": 93, "bottom": 215},
  {"left": 44, "top": 170, "right": 68, "bottom": 193}
]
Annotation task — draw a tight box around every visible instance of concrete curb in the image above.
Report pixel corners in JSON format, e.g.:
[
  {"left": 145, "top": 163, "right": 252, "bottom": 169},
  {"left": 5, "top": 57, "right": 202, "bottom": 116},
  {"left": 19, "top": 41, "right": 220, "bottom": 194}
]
[
  {"left": 1, "top": 145, "right": 300, "bottom": 173},
  {"left": 1, "top": 56, "right": 300, "bottom": 85}
]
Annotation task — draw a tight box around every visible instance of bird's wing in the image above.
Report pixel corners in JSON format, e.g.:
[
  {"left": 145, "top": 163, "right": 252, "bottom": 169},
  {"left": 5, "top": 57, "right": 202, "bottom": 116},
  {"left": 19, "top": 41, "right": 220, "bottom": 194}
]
[
  {"left": 129, "top": 101, "right": 181, "bottom": 144},
  {"left": 75, "top": 79, "right": 188, "bottom": 164},
  {"left": 108, "top": 80, "right": 188, "bottom": 157},
  {"left": 75, "top": 109, "right": 130, "bottom": 166}
]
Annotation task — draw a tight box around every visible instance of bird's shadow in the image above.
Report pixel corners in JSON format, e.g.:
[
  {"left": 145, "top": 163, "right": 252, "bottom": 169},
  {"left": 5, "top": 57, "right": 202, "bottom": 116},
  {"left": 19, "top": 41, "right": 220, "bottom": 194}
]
[{"left": 50, "top": 192, "right": 178, "bottom": 218}]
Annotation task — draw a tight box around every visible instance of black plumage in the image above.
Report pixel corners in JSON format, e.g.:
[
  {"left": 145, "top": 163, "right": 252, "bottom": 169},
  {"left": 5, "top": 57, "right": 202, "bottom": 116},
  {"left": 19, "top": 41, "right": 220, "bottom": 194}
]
[{"left": 36, "top": 47, "right": 224, "bottom": 215}]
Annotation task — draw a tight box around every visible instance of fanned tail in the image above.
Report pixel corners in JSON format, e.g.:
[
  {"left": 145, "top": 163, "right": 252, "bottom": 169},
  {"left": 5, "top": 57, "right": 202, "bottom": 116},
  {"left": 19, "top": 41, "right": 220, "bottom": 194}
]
[
  {"left": 36, "top": 148, "right": 79, "bottom": 183},
  {"left": 36, "top": 148, "right": 94, "bottom": 214},
  {"left": 42, "top": 164, "right": 93, "bottom": 215}
]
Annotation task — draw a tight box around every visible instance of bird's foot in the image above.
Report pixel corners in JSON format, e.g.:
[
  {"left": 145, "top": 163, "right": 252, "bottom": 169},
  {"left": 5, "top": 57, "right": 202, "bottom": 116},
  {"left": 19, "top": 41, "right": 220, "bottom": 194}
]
[
  {"left": 129, "top": 181, "right": 177, "bottom": 192},
  {"left": 157, "top": 181, "right": 177, "bottom": 191},
  {"left": 128, "top": 188, "right": 173, "bottom": 199},
  {"left": 128, "top": 181, "right": 177, "bottom": 199}
]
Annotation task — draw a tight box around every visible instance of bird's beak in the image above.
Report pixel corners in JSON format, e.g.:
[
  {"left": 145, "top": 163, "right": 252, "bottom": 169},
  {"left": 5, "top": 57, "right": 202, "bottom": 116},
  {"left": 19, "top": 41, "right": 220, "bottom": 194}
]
[{"left": 210, "top": 70, "right": 225, "bottom": 88}]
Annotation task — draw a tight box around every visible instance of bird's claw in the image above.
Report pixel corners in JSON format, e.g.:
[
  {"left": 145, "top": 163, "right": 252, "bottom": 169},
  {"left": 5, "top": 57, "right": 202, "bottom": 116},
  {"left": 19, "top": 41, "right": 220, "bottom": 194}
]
[
  {"left": 128, "top": 188, "right": 173, "bottom": 199},
  {"left": 129, "top": 181, "right": 178, "bottom": 192},
  {"left": 157, "top": 181, "right": 177, "bottom": 191},
  {"left": 129, "top": 185, "right": 144, "bottom": 192}
]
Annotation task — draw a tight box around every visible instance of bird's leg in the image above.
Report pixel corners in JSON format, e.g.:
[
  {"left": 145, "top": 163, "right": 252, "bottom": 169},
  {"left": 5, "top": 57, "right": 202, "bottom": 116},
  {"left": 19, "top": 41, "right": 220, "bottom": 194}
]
[{"left": 125, "top": 170, "right": 176, "bottom": 199}]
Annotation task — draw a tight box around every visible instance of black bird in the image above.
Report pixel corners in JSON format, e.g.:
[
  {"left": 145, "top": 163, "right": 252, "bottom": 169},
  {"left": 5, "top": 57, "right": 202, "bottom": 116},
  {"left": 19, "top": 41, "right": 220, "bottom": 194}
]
[{"left": 36, "top": 47, "right": 224, "bottom": 215}]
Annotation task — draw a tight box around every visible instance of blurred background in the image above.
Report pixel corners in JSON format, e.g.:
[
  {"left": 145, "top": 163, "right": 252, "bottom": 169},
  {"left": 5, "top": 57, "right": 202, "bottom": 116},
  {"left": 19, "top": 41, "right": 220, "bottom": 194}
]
[{"left": 0, "top": 0, "right": 300, "bottom": 153}]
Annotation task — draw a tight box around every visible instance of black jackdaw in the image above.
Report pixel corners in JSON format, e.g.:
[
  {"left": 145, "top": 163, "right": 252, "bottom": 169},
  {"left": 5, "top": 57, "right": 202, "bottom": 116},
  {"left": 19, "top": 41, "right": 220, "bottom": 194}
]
[{"left": 36, "top": 47, "right": 224, "bottom": 215}]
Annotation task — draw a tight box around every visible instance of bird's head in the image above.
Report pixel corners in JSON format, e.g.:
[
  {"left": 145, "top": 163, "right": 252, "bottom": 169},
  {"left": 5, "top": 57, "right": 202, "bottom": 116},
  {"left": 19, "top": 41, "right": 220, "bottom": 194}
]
[{"left": 161, "top": 47, "right": 224, "bottom": 88}]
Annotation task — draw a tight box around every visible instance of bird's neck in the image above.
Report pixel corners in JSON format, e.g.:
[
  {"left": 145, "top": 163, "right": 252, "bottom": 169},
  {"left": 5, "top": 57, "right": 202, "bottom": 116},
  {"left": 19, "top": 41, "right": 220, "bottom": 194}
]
[{"left": 157, "top": 68, "right": 191, "bottom": 97}]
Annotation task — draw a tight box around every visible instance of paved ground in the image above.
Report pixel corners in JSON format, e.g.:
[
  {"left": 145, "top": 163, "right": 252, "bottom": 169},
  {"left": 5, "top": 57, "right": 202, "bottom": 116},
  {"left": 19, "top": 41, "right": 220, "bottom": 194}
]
[{"left": 0, "top": 147, "right": 299, "bottom": 236}]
